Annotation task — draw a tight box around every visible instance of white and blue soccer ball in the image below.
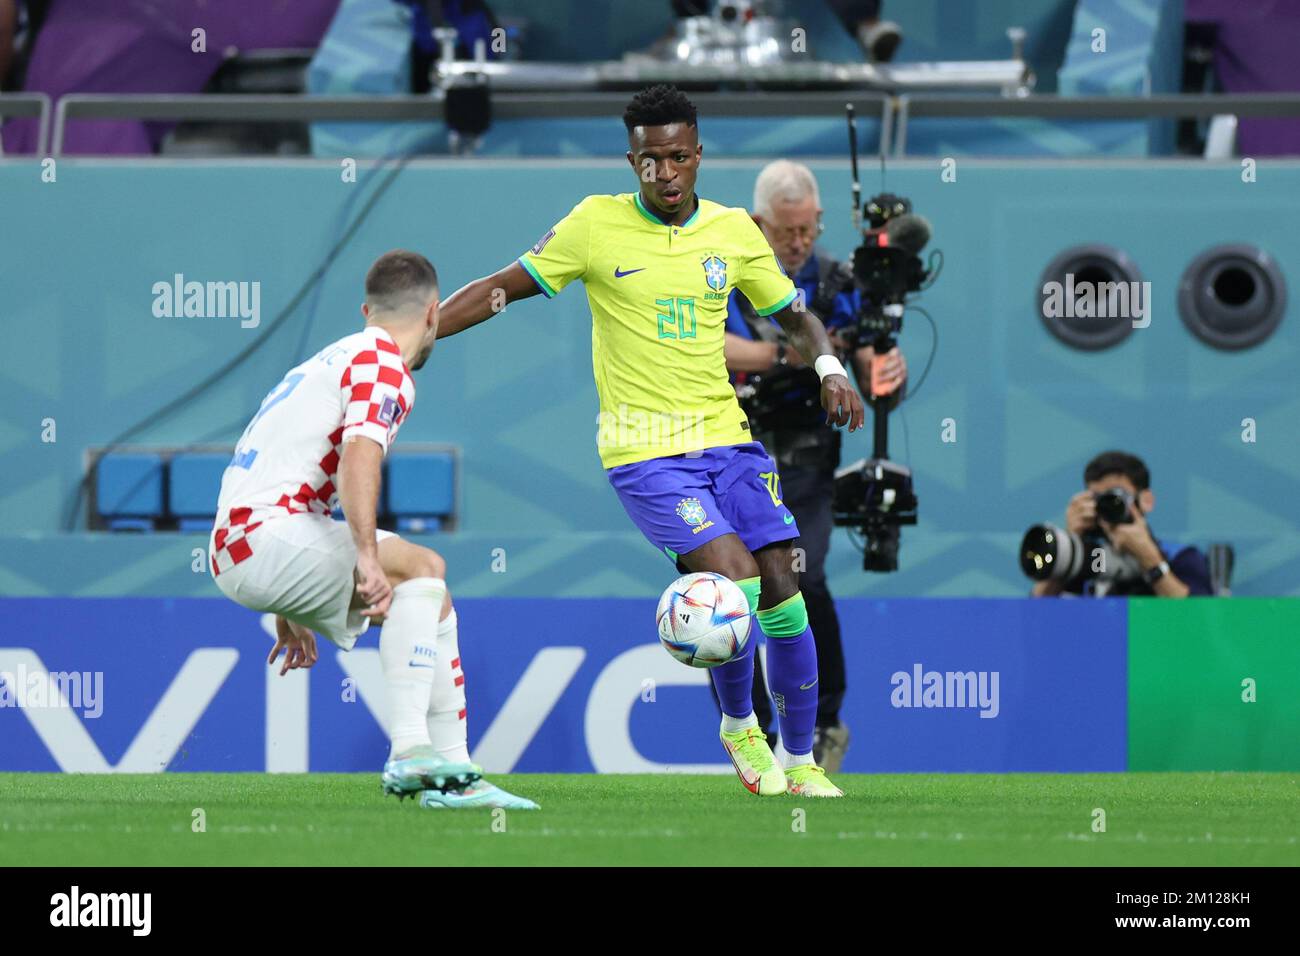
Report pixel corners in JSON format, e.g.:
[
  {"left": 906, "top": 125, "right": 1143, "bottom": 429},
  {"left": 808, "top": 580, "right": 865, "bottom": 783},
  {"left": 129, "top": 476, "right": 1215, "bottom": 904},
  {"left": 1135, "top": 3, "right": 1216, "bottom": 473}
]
[{"left": 656, "top": 572, "right": 752, "bottom": 668}]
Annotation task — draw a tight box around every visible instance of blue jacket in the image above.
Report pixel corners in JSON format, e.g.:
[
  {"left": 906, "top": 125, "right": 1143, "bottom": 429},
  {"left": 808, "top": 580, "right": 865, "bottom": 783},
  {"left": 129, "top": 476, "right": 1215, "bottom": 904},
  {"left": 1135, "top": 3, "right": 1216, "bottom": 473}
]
[
  {"left": 1076, "top": 538, "right": 1214, "bottom": 596},
  {"left": 725, "top": 248, "right": 858, "bottom": 345}
]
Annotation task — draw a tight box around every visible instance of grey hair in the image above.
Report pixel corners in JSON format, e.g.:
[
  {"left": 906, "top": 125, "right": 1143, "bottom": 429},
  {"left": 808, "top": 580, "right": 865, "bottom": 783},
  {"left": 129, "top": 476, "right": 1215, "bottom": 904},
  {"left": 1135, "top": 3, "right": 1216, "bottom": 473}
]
[{"left": 753, "top": 160, "right": 821, "bottom": 219}]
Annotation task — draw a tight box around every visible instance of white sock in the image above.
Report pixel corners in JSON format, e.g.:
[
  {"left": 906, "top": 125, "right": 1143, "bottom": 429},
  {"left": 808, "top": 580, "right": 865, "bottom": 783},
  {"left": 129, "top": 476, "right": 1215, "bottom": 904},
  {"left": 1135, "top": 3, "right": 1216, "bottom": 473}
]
[
  {"left": 426, "top": 607, "right": 471, "bottom": 764},
  {"left": 784, "top": 751, "right": 815, "bottom": 769},
  {"left": 380, "top": 577, "right": 446, "bottom": 758},
  {"left": 721, "top": 711, "right": 759, "bottom": 734}
]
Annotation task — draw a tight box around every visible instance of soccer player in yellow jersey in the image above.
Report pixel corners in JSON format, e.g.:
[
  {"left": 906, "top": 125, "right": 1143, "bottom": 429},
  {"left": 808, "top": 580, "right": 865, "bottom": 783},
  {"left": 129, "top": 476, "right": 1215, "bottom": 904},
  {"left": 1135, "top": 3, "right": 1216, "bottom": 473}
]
[{"left": 437, "top": 85, "right": 863, "bottom": 797}]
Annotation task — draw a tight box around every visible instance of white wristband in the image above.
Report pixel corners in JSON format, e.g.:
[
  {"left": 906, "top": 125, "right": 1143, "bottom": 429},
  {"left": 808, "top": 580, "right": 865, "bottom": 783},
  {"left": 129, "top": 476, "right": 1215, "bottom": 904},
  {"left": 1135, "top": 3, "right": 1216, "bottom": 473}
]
[{"left": 814, "top": 354, "right": 847, "bottom": 381}]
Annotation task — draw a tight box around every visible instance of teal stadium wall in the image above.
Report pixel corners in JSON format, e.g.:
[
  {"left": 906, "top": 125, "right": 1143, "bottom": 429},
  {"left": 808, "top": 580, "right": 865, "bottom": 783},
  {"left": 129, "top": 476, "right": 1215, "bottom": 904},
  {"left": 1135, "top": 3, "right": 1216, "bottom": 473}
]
[{"left": 1, "top": 159, "right": 1297, "bottom": 598}]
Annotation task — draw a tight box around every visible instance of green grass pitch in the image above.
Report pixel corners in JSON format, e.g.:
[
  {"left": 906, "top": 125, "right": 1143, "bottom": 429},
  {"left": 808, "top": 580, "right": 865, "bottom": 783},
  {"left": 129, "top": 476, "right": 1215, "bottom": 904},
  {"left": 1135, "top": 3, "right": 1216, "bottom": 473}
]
[{"left": 2, "top": 773, "right": 1296, "bottom": 866}]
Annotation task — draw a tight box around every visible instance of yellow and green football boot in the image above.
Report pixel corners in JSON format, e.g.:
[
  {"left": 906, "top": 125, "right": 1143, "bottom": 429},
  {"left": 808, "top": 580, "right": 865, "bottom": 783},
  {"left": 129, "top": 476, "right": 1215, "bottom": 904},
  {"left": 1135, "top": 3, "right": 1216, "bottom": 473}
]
[
  {"left": 784, "top": 764, "right": 844, "bottom": 798},
  {"left": 720, "top": 724, "right": 787, "bottom": 796}
]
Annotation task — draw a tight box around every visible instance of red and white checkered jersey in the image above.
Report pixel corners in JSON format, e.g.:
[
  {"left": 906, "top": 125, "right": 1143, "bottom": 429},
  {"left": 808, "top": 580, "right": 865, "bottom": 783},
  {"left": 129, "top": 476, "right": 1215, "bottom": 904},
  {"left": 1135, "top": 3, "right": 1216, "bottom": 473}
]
[{"left": 210, "top": 326, "right": 415, "bottom": 576}]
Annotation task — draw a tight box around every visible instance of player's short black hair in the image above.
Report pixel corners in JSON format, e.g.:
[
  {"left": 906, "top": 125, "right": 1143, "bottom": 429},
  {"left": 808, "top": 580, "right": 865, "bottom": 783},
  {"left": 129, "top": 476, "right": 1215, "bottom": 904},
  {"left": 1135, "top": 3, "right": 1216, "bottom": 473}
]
[
  {"left": 1084, "top": 450, "right": 1150, "bottom": 491},
  {"left": 365, "top": 250, "right": 438, "bottom": 311},
  {"left": 622, "top": 84, "right": 698, "bottom": 133}
]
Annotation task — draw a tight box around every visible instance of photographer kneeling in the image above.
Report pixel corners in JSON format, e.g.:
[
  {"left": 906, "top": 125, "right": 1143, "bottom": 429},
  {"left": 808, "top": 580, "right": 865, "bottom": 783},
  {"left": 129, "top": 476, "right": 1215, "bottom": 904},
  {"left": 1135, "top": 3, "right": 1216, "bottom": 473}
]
[
  {"left": 1028, "top": 450, "right": 1212, "bottom": 598},
  {"left": 719, "top": 160, "right": 907, "bottom": 769}
]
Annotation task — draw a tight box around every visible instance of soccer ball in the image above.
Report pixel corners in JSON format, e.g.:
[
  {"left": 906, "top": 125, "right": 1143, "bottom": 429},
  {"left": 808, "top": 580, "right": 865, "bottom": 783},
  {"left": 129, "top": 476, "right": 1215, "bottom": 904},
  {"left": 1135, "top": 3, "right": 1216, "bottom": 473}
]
[{"left": 656, "top": 572, "right": 752, "bottom": 668}]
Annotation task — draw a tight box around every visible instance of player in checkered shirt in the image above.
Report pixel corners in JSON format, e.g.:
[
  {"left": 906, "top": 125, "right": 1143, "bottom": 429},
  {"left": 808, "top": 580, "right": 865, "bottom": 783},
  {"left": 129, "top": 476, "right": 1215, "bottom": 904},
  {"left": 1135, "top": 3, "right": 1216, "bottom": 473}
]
[{"left": 210, "top": 250, "right": 537, "bottom": 810}]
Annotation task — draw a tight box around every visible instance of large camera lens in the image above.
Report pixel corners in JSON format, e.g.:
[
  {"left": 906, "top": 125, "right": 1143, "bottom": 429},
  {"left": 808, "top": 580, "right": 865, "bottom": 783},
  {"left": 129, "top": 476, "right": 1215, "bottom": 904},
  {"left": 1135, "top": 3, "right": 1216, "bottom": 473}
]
[
  {"left": 1021, "top": 523, "right": 1146, "bottom": 592},
  {"left": 1020, "top": 523, "right": 1084, "bottom": 582}
]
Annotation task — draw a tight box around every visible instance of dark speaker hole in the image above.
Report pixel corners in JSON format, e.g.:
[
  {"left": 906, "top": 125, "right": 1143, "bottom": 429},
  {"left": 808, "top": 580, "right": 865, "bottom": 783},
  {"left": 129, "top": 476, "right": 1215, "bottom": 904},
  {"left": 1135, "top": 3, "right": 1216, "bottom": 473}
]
[
  {"left": 1071, "top": 264, "right": 1114, "bottom": 308},
  {"left": 1212, "top": 266, "right": 1255, "bottom": 307}
]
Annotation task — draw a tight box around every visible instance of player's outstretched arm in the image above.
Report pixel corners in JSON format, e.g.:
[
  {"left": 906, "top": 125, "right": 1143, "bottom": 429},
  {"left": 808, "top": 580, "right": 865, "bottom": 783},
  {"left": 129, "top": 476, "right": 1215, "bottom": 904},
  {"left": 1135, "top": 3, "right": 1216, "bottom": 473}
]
[
  {"left": 436, "top": 261, "right": 543, "bottom": 339},
  {"left": 337, "top": 435, "right": 393, "bottom": 617},
  {"left": 725, "top": 330, "right": 793, "bottom": 373},
  {"left": 773, "top": 304, "right": 865, "bottom": 431}
]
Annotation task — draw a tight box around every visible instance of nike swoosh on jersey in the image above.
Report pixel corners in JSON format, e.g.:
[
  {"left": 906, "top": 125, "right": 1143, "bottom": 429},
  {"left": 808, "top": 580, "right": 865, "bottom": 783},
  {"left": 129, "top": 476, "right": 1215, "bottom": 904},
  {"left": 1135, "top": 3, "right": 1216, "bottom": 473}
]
[
  {"left": 783, "top": 514, "right": 795, "bottom": 524},
  {"left": 614, "top": 267, "right": 646, "bottom": 278},
  {"left": 799, "top": 679, "right": 818, "bottom": 690}
]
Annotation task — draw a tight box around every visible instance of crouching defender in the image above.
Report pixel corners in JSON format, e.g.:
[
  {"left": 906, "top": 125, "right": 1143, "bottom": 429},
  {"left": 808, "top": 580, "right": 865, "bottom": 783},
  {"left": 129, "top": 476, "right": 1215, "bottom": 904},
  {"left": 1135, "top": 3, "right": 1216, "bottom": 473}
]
[
  {"left": 209, "top": 249, "right": 536, "bottom": 810},
  {"left": 435, "top": 86, "right": 864, "bottom": 797}
]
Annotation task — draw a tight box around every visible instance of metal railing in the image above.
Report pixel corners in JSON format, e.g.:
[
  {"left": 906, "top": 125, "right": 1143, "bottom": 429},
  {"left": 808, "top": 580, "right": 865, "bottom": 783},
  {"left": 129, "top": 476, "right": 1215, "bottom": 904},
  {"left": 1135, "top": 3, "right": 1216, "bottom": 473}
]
[
  {"left": 432, "top": 57, "right": 1030, "bottom": 93},
  {"left": 893, "top": 93, "right": 1300, "bottom": 155},
  {"left": 37, "top": 91, "right": 1300, "bottom": 159},
  {"left": 0, "top": 93, "right": 52, "bottom": 155},
  {"left": 49, "top": 91, "right": 895, "bottom": 157}
]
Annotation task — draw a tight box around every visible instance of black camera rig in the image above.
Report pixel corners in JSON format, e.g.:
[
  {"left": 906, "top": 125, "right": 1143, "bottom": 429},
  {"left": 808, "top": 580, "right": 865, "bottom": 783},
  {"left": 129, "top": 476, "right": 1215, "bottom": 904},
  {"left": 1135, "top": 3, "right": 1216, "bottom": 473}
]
[{"left": 829, "top": 105, "right": 935, "bottom": 572}]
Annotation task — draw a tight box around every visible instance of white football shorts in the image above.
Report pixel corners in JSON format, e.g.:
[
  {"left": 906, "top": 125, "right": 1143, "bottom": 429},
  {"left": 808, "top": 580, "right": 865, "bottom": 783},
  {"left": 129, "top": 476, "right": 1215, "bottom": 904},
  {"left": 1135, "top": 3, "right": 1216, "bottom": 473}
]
[{"left": 211, "top": 513, "right": 396, "bottom": 650}]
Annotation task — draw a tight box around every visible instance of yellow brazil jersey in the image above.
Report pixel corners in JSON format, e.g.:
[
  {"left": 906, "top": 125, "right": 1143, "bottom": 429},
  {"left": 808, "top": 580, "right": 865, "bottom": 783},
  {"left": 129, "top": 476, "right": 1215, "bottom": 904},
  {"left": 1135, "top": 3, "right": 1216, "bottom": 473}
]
[{"left": 518, "top": 192, "right": 797, "bottom": 468}]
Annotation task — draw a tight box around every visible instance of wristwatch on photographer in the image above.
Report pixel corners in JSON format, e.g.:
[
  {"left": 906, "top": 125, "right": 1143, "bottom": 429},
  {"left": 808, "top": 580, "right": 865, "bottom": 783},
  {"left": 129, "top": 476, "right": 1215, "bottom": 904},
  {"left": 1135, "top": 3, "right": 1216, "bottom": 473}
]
[
  {"left": 1143, "top": 559, "right": 1171, "bottom": 587},
  {"left": 774, "top": 342, "right": 788, "bottom": 367}
]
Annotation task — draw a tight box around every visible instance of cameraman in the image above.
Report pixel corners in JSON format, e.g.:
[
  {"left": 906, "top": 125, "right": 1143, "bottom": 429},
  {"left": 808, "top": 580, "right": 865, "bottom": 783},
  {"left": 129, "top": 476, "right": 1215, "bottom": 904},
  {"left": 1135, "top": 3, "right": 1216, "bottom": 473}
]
[
  {"left": 720, "top": 159, "right": 907, "bottom": 769},
  {"left": 1033, "top": 450, "right": 1212, "bottom": 598}
]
